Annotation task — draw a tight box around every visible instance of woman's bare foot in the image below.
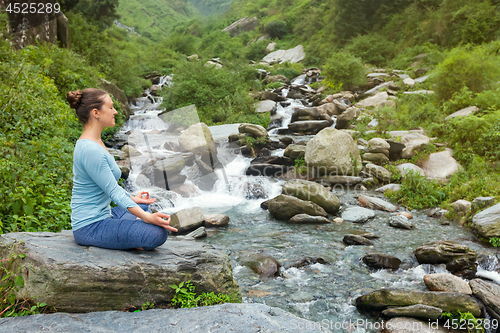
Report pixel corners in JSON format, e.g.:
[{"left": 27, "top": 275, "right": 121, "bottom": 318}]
[{"left": 135, "top": 247, "right": 144, "bottom": 250}]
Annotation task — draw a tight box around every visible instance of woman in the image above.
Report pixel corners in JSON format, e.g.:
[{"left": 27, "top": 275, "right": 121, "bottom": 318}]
[{"left": 67, "top": 88, "right": 177, "bottom": 251}]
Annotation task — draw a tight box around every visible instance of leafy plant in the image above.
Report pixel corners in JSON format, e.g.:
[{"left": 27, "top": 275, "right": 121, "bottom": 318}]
[
  {"left": 169, "top": 280, "right": 239, "bottom": 308},
  {"left": 440, "top": 311, "right": 484, "bottom": 333},
  {"left": 489, "top": 237, "right": 500, "bottom": 248},
  {"left": 133, "top": 301, "right": 155, "bottom": 312},
  {"left": 323, "top": 50, "right": 367, "bottom": 91}
]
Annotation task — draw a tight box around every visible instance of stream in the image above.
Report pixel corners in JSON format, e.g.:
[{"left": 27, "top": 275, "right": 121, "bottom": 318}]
[{"left": 114, "top": 78, "right": 500, "bottom": 332}]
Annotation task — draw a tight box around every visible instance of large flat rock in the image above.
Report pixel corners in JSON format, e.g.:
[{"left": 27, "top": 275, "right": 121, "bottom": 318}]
[
  {"left": 0, "top": 303, "right": 331, "bottom": 333},
  {"left": 0, "top": 231, "right": 240, "bottom": 313}
]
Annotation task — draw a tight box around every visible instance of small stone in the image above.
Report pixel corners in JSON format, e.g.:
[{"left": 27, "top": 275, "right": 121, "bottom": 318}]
[
  {"left": 375, "top": 184, "right": 401, "bottom": 193},
  {"left": 472, "top": 196, "right": 495, "bottom": 210},
  {"left": 343, "top": 234, "right": 373, "bottom": 246},
  {"left": 203, "top": 214, "right": 230, "bottom": 227},
  {"left": 453, "top": 200, "right": 471, "bottom": 215},
  {"left": 333, "top": 217, "right": 344, "bottom": 224},
  {"left": 362, "top": 253, "right": 401, "bottom": 270},
  {"left": 289, "top": 214, "right": 330, "bottom": 224},
  {"left": 397, "top": 211, "right": 413, "bottom": 219},
  {"left": 388, "top": 215, "right": 414, "bottom": 230}
]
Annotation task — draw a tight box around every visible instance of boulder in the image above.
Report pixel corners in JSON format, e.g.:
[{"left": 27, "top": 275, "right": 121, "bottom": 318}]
[
  {"left": 284, "top": 144, "right": 306, "bottom": 159},
  {"left": 368, "top": 138, "right": 391, "bottom": 154},
  {"left": 0, "top": 303, "right": 329, "bottom": 333},
  {"left": 396, "top": 163, "right": 425, "bottom": 178},
  {"left": 318, "top": 176, "right": 362, "bottom": 185},
  {"left": 421, "top": 149, "right": 461, "bottom": 180},
  {"left": 375, "top": 184, "right": 401, "bottom": 193},
  {"left": 121, "top": 144, "right": 141, "bottom": 157},
  {"left": 343, "top": 234, "right": 373, "bottom": 246},
  {"left": 469, "top": 278, "right": 500, "bottom": 321},
  {"left": 108, "top": 148, "right": 127, "bottom": 160},
  {"left": 0, "top": 231, "right": 240, "bottom": 313},
  {"left": 317, "top": 103, "right": 341, "bottom": 116},
  {"left": 238, "top": 123, "right": 268, "bottom": 139},
  {"left": 401, "top": 133, "right": 430, "bottom": 159},
  {"left": 355, "top": 92, "right": 394, "bottom": 109},
  {"left": 423, "top": 273, "right": 472, "bottom": 295},
  {"left": 341, "top": 207, "right": 376, "bottom": 223},
  {"left": 358, "top": 195, "right": 397, "bottom": 212},
  {"left": 471, "top": 202, "right": 500, "bottom": 238},
  {"left": 335, "top": 107, "right": 361, "bottom": 129},
  {"left": 203, "top": 214, "right": 230, "bottom": 228},
  {"left": 255, "top": 100, "right": 277, "bottom": 113},
  {"left": 414, "top": 240, "right": 477, "bottom": 278},
  {"left": 355, "top": 288, "right": 481, "bottom": 316},
  {"left": 282, "top": 179, "right": 340, "bottom": 214},
  {"left": 265, "top": 42, "right": 276, "bottom": 53},
  {"left": 178, "top": 123, "right": 218, "bottom": 168},
  {"left": 305, "top": 128, "right": 362, "bottom": 176},
  {"left": 386, "top": 139, "right": 406, "bottom": 160},
  {"left": 170, "top": 207, "right": 205, "bottom": 233},
  {"left": 382, "top": 304, "right": 443, "bottom": 320},
  {"left": 365, "top": 163, "right": 391, "bottom": 182},
  {"left": 388, "top": 216, "right": 414, "bottom": 230},
  {"left": 403, "top": 77, "right": 416, "bottom": 87},
  {"left": 362, "top": 152, "right": 389, "bottom": 165},
  {"left": 382, "top": 317, "right": 450, "bottom": 333},
  {"left": 445, "top": 106, "right": 478, "bottom": 121},
  {"left": 453, "top": 200, "right": 471, "bottom": 215},
  {"left": 362, "top": 253, "right": 401, "bottom": 270},
  {"left": 222, "top": 16, "right": 259, "bottom": 37},
  {"left": 251, "top": 156, "right": 295, "bottom": 166},
  {"left": 289, "top": 214, "right": 331, "bottom": 224},
  {"left": 267, "top": 194, "right": 328, "bottom": 220},
  {"left": 243, "top": 181, "right": 268, "bottom": 199},
  {"left": 472, "top": 196, "right": 496, "bottom": 210},
  {"left": 288, "top": 120, "right": 332, "bottom": 133},
  {"left": 238, "top": 251, "right": 281, "bottom": 279},
  {"left": 262, "top": 45, "right": 305, "bottom": 64}
]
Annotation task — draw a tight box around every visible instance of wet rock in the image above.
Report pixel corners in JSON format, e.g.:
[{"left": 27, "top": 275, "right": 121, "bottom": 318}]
[
  {"left": 421, "top": 149, "right": 461, "bottom": 181},
  {"left": 251, "top": 156, "right": 295, "bottom": 166},
  {"left": 355, "top": 288, "right": 481, "bottom": 316},
  {"left": 423, "top": 273, "right": 472, "bottom": 295},
  {"left": 469, "top": 278, "right": 500, "bottom": 321},
  {"left": 279, "top": 137, "right": 294, "bottom": 146},
  {"left": 343, "top": 234, "right": 373, "bottom": 246},
  {"left": 238, "top": 123, "right": 268, "bottom": 139},
  {"left": 255, "top": 100, "right": 276, "bottom": 113},
  {"left": 333, "top": 217, "right": 344, "bottom": 223},
  {"left": 388, "top": 216, "right": 414, "bottom": 230},
  {"left": 0, "top": 231, "right": 240, "bottom": 312},
  {"left": 358, "top": 195, "right": 397, "bottom": 212},
  {"left": 228, "top": 132, "right": 250, "bottom": 143},
  {"left": 382, "top": 304, "right": 443, "bottom": 320},
  {"left": 288, "top": 120, "right": 332, "bottom": 134},
  {"left": 170, "top": 207, "right": 205, "bottom": 234},
  {"left": 245, "top": 164, "right": 290, "bottom": 177},
  {"left": 317, "top": 175, "right": 362, "bottom": 185},
  {"left": 341, "top": 207, "right": 376, "bottom": 223},
  {"left": 365, "top": 163, "right": 391, "bottom": 182},
  {"left": 397, "top": 163, "right": 425, "bottom": 178},
  {"left": 375, "top": 184, "right": 401, "bottom": 193},
  {"left": 472, "top": 196, "right": 496, "bottom": 210},
  {"left": 260, "top": 199, "right": 271, "bottom": 210},
  {"left": 397, "top": 211, "right": 413, "bottom": 219},
  {"left": 203, "top": 214, "right": 229, "bottom": 228},
  {"left": 305, "top": 128, "right": 362, "bottom": 175},
  {"left": 286, "top": 256, "right": 329, "bottom": 269},
  {"left": 178, "top": 123, "right": 218, "bottom": 162},
  {"left": 453, "top": 200, "right": 471, "bottom": 215},
  {"left": 185, "top": 226, "right": 207, "bottom": 239},
  {"left": 282, "top": 179, "right": 340, "bottom": 214},
  {"left": 382, "top": 317, "right": 450, "bottom": 333},
  {"left": 238, "top": 251, "right": 281, "bottom": 279},
  {"left": 414, "top": 240, "right": 477, "bottom": 278},
  {"left": 335, "top": 107, "right": 361, "bottom": 129},
  {"left": 284, "top": 144, "right": 306, "bottom": 159},
  {"left": 172, "top": 183, "right": 200, "bottom": 197},
  {"left": 445, "top": 106, "right": 478, "bottom": 121},
  {"left": 471, "top": 202, "right": 500, "bottom": 238},
  {"left": 401, "top": 133, "right": 430, "bottom": 159},
  {"left": 362, "top": 253, "right": 401, "bottom": 270},
  {"left": 362, "top": 152, "right": 389, "bottom": 165},
  {"left": 289, "top": 214, "right": 330, "bottom": 224},
  {"left": 268, "top": 194, "right": 328, "bottom": 220}
]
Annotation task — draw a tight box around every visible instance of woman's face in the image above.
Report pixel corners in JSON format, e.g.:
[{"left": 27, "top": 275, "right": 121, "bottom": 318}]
[{"left": 99, "top": 94, "right": 118, "bottom": 127}]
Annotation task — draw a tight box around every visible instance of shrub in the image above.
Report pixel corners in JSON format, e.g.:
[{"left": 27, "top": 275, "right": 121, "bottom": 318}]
[
  {"left": 169, "top": 280, "right": 240, "bottom": 308},
  {"left": 344, "top": 33, "right": 396, "bottom": 67},
  {"left": 265, "top": 20, "right": 290, "bottom": 39},
  {"left": 431, "top": 45, "right": 500, "bottom": 101},
  {"left": 323, "top": 50, "right": 367, "bottom": 91}
]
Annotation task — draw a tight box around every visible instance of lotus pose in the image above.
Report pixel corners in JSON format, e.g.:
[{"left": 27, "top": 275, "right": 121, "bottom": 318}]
[{"left": 66, "top": 88, "right": 177, "bottom": 251}]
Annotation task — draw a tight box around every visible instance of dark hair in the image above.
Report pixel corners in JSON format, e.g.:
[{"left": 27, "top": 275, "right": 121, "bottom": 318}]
[{"left": 66, "top": 88, "right": 109, "bottom": 124}]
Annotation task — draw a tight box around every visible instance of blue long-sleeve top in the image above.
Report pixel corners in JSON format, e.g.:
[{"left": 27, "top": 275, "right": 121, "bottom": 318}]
[{"left": 70, "top": 139, "right": 139, "bottom": 231}]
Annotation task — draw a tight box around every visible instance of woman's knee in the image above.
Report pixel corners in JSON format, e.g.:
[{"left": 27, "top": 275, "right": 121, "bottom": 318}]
[
  {"left": 144, "top": 226, "right": 168, "bottom": 249},
  {"left": 138, "top": 203, "right": 152, "bottom": 213}
]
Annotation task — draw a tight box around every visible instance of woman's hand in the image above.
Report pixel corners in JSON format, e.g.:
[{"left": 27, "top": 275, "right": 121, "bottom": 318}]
[
  {"left": 144, "top": 212, "right": 177, "bottom": 232},
  {"left": 132, "top": 191, "right": 156, "bottom": 204}
]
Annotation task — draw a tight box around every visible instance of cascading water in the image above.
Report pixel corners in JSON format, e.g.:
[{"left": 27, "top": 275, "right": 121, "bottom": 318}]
[{"left": 114, "top": 82, "right": 500, "bottom": 333}]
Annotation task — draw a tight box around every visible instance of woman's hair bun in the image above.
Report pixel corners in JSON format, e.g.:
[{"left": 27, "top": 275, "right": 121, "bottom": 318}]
[{"left": 66, "top": 90, "right": 83, "bottom": 110}]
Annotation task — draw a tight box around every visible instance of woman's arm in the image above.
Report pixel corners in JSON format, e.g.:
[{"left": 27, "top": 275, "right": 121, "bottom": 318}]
[{"left": 127, "top": 206, "right": 177, "bottom": 231}]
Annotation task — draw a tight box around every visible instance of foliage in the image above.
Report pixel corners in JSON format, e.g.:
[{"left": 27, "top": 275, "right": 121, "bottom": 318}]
[
  {"left": 169, "top": 280, "right": 239, "bottom": 308},
  {"left": 385, "top": 170, "right": 448, "bottom": 210},
  {"left": 265, "top": 20, "right": 290, "bottom": 39},
  {"left": 133, "top": 301, "right": 155, "bottom": 312},
  {"left": 490, "top": 237, "right": 500, "bottom": 248},
  {"left": 69, "top": 0, "right": 121, "bottom": 30},
  {"left": 430, "top": 45, "right": 500, "bottom": 101},
  {"left": 440, "top": 311, "right": 484, "bottom": 333},
  {"left": 161, "top": 60, "right": 263, "bottom": 125},
  {"left": 344, "top": 33, "right": 396, "bottom": 67},
  {"left": 0, "top": 247, "right": 49, "bottom": 317},
  {"left": 323, "top": 51, "right": 367, "bottom": 91}
]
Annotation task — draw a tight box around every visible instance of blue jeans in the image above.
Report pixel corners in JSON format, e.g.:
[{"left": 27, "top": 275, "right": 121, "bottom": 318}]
[{"left": 72, "top": 204, "right": 168, "bottom": 251}]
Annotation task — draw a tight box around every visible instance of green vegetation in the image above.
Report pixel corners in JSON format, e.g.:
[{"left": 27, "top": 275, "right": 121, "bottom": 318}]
[
  {"left": 441, "top": 311, "right": 484, "bottom": 333},
  {"left": 169, "top": 280, "right": 240, "bottom": 308},
  {"left": 0, "top": 245, "right": 51, "bottom": 317},
  {"left": 133, "top": 301, "right": 155, "bottom": 312},
  {"left": 490, "top": 237, "right": 500, "bottom": 247},
  {"left": 322, "top": 51, "right": 366, "bottom": 92}
]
